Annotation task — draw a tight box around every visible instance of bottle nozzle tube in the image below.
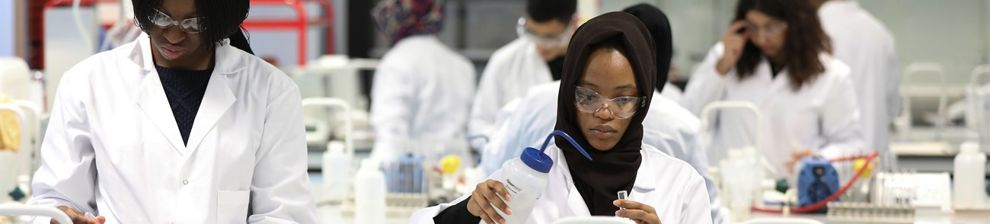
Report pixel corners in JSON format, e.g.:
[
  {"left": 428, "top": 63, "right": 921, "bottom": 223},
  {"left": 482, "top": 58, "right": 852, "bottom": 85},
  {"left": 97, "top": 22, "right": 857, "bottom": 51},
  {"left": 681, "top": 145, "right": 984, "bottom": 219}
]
[{"left": 539, "top": 130, "right": 593, "bottom": 161}]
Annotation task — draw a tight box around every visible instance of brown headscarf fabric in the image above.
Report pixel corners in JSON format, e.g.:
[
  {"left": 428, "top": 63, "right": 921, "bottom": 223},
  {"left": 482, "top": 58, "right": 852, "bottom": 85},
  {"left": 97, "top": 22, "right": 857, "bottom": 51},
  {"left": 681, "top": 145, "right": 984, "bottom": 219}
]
[{"left": 554, "top": 12, "right": 657, "bottom": 216}]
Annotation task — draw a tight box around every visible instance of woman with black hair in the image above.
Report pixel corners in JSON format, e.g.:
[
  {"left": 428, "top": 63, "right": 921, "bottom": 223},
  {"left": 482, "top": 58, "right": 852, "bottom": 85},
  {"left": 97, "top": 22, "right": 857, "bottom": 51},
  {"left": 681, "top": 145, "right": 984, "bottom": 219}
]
[
  {"left": 412, "top": 12, "right": 712, "bottom": 224},
  {"left": 681, "top": 0, "right": 864, "bottom": 179},
  {"left": 29, "top": 0, "right": 316, "bottom": 222}
]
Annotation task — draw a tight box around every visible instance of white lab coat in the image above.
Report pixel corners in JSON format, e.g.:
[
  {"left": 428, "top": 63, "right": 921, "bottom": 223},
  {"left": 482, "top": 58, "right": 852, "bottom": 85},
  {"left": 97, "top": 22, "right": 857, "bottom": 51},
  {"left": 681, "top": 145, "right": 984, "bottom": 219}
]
[
  {"left": 477, "top": 81, "right": 724, "bottom": 223},
  {"left": 680, "top": 43, "right": 864, "bottom": 178},
  {"left": 370, "top": 35, "right": 476, "bottom": 160},
  {"left": 660, "top": 82, "right": 684, "bottom": 102},
  {"left": 29, "top": 34, "right": 316, "bottom": 223},
  {"left": 468, "top": 38, "right": 553, "bottom": 147},
  {"left": 410, "top": 144, "right": 712, "bottom": 224},
  {"left": 819, "top": 0, "right": 900, "bottom": 169}
]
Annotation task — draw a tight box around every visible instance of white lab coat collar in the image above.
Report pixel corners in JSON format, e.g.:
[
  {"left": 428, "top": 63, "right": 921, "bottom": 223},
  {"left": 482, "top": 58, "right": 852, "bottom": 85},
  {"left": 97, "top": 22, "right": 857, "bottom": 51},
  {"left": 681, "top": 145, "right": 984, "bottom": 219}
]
[
  {"left": 130, "top": 33, "right": 237, "bottom": 156},
  {"left": 558, "top": 147, "right": 659, "bottom": 216},
  {"left": 131, "top": 33, "right": 245, "bottom": 75},
  {"left": 737, "top": 58, "right": 785, "bottom": 107},
  {"left": 632, "top": 145, "right": 663, "bottom": 191},
  {"left": 764, "top": 60, "right": 791, "bottom": 93},
  {"left": 752, "top": 53, "right": 837, "bottom": 94}
]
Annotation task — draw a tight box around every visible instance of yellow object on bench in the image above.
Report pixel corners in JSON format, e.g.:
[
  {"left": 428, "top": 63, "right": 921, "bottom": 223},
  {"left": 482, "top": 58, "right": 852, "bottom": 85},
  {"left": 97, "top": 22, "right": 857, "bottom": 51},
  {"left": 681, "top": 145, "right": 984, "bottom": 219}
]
[{"left": 0, "top": 96, "right": 20, "bottom": 153}]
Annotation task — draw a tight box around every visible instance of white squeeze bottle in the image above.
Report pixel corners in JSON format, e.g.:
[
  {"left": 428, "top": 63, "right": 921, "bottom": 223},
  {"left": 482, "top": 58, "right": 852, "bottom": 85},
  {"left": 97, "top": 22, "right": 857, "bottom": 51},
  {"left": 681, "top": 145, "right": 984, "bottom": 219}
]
[
  {"left": 354, "top": 159, "right": 386, "bottom": 223},
  {"left": 495, "top": 130, "right": 592, "bottom": 223},
  {"left": 323, "top": 141, "right": 353, "bottom": 199},
  {"left": 954, "top": 142, "right": 988, "bottom": 209}
]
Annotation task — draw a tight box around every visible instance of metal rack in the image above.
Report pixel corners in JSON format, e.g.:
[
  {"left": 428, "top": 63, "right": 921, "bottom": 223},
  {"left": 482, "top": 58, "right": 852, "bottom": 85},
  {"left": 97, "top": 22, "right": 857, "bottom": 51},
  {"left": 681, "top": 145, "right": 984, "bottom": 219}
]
[{"left": 243, "top": 0, "right": 336, "bottom": 66}]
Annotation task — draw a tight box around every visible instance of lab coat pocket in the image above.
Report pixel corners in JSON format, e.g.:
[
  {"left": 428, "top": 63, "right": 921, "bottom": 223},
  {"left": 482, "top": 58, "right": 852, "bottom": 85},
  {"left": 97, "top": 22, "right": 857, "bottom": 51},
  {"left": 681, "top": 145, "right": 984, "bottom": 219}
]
[{"left": 217, "top": 190, "right": 250, "bottom": 224}]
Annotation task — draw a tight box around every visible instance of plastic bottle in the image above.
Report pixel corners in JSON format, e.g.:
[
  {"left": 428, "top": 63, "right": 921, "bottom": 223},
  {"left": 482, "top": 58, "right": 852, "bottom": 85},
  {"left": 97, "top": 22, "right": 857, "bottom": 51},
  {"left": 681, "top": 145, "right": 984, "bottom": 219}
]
[
  {"left": 965, "top": 76, "right": 990, "bottom": 153},
  {"left": 494, "top": 130, "right": 592, "bottom": 224},
  {"left": 721, "top": 150, "right": 752, "bottom": 222},
  {"left": 323, "top": 141, "right": 352, "bottom": 201},
  {"left": 354, "top": 159, "right": 386, "bottom": 223},
  {"left": 953, "top": 142, "right": 987, "bottom": 209}
]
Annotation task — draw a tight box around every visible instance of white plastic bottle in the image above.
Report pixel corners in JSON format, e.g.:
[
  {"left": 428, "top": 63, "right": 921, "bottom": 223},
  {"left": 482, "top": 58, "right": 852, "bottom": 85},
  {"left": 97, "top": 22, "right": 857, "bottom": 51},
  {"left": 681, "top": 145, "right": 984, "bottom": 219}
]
[
  {"left": 324, "top": 141, "right": 352, "bottom": 199},
  {"left": 720, "top": 150, "right": 753, "bottom": 222},
  {"left": 354, "top": 159, "right": 386, "bottom": 223},
  {"left": 495, "top": 131, "right": 592, "bottom": 223},
  {"left": 494, "top": 147, "right": 551, "bottom": 223},
  {"left": 321, "top": 141, "right": 351, "bottom": 223},
  {"left": 954, "top": 142, "right": 987, "bottom": 209}
]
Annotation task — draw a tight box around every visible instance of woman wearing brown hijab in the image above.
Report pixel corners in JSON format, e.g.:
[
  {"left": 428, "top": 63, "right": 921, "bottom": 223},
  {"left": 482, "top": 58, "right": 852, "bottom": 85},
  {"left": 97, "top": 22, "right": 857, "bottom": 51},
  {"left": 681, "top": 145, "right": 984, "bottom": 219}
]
[{"left": 415, "top": 12, "right": 712, "bottom": 224}]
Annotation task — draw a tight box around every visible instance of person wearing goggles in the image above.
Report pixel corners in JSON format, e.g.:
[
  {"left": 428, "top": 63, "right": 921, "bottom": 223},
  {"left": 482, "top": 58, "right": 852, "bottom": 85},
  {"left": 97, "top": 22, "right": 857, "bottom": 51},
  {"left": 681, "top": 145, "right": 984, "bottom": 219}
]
[
  {"left": 29, "top": 0, "right": 316, "bottom": 222},
  {"left": 468, "top": 0, "right": 579, "bottom": 153}
]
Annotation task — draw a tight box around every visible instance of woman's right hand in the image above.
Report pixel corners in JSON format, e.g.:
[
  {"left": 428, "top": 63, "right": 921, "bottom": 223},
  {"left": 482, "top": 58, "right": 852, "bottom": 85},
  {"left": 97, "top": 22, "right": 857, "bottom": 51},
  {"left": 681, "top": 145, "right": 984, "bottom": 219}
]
[
  {"left": 466, "top": 179, "right": 513, "bottom": 224},
  {"left": 716, "top": 21, "right": 749, "bottom": 75},
  {"left": 52, "top": 206, "right": 105, "bottom": 224}
]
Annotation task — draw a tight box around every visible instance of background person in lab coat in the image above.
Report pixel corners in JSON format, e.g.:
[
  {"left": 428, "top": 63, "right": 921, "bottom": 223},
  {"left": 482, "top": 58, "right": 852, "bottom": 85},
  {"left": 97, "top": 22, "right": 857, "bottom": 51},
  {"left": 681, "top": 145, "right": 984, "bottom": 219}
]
[
  {"left": 419, "top": 12, "right": 711, "bottom": 224},
  {"left": 680, "top": 0, "right": 864, "bottom": 178},
  {"left": 368, "top": 0, "right": 476, "bottom": 161},
  {"left": 467, "top": 0, "right": 577, "bottom": 150},
  {"left": 476, "top": 4, "right": 724, "bottom": 222},
  {"left": 814, "top": 0, "right": 901, "bottom": 171},
  {"left": 29, "top": 0, "right": 316, "bottom": 222}
]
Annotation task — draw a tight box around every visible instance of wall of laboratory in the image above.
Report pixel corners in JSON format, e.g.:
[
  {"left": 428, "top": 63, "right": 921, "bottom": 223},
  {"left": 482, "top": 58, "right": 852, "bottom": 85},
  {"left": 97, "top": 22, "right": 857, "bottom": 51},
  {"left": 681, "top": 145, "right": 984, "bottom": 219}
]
[
  {"left": 0, "top": 0, "right": 19, "bottom": 57},
  {"left": 655, "top": 0, "right": 990, "bottom": 88},
  {"left": 860, "top": 0, "right": 989, "bottom": 85}
]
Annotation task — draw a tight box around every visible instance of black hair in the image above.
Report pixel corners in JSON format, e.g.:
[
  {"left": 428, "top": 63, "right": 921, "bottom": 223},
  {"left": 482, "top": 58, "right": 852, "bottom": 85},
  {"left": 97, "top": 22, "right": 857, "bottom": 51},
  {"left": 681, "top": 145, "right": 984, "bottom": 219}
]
[
  {"left": 527, "top": 0, "right": 577, "bottom": 24},
  {"left": 132, "top": 0, "right": 254, "bottom": 54}
]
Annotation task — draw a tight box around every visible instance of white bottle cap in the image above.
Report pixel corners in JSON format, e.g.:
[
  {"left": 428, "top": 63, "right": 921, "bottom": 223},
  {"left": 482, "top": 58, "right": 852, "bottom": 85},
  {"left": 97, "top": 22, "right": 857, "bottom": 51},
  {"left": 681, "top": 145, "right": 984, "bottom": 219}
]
[
  {"left": 326, "top": 141, "right": 346, "bottom": 154},
  {"left": 961, "top": 142, "right": 981, "bottom": 154}
]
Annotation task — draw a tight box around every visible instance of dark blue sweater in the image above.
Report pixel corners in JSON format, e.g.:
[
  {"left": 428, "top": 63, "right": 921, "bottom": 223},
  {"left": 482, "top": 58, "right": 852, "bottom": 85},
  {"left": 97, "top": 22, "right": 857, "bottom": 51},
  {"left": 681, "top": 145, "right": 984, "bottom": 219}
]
[{"left": 155, "top": 65, "right": 212, "bottom": 145}]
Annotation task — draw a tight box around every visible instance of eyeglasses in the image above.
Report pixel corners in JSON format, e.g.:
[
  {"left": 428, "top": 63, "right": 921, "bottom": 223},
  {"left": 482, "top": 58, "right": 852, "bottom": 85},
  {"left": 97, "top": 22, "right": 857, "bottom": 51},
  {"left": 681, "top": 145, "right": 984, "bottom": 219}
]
[
  {"left": 744, "top": 22, "right": 787, "bottom": 37},
  {"left": 575, "top": 86, "right": 644, "bottom": 119},
  {"left": 148, "top": 9, "right": 205, "bottom": 33},
  {"left": 516, "top": 17, "right": 572, "bottom": 47}
]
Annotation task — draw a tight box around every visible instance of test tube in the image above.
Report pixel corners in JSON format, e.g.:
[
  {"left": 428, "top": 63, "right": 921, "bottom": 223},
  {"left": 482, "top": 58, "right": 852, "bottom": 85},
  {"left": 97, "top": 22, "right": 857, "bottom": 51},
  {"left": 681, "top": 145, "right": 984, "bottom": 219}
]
[{"left": 617, "top": 190, "right": 628, "bottom": 210}]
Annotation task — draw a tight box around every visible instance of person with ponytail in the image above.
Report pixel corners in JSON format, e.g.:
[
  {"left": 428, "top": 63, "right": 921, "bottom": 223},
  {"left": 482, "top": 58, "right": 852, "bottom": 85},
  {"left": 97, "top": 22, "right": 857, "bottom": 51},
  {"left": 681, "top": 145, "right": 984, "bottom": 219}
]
[{"left": 29, "top": 0, "right": 316, "bottom": 222}]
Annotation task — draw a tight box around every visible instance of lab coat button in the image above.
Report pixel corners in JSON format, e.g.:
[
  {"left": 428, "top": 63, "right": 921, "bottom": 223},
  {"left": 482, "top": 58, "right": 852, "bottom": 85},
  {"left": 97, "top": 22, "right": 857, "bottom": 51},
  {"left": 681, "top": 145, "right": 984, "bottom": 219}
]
[{"left": 182, "top": 179, "right": 189, "bottom": 185}]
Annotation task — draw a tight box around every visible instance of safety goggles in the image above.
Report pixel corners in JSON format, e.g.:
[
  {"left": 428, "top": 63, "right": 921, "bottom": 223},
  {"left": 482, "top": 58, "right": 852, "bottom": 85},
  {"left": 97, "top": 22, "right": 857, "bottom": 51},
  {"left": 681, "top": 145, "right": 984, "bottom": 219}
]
[
  {"left": 516, "top": 17, "right": 573, "bottom": 47},
  {"left": 743, "top": 21, "right": 787, "bottom": 38},
  {"left": 148, "top": 9, "right": 205, "bottom": 33},
  {"left": 575, "top": 86, "right": 644, "bottom": 119}
]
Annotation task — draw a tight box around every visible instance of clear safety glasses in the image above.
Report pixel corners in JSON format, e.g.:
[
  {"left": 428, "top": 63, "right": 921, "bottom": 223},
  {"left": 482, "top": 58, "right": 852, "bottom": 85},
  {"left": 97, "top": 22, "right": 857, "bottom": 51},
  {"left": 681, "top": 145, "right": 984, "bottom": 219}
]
[
  {"left": 743, "top": 21, "right": 788, "bottom": 38},
  {"left": 148, "top": 9, "right": 205, "bottom": 33},
  {"left": 516, "top": 17, "right": 573, "bottom": 47},
  {"left": 575, "top": 86, "right": 644, "bottom": 119}
]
